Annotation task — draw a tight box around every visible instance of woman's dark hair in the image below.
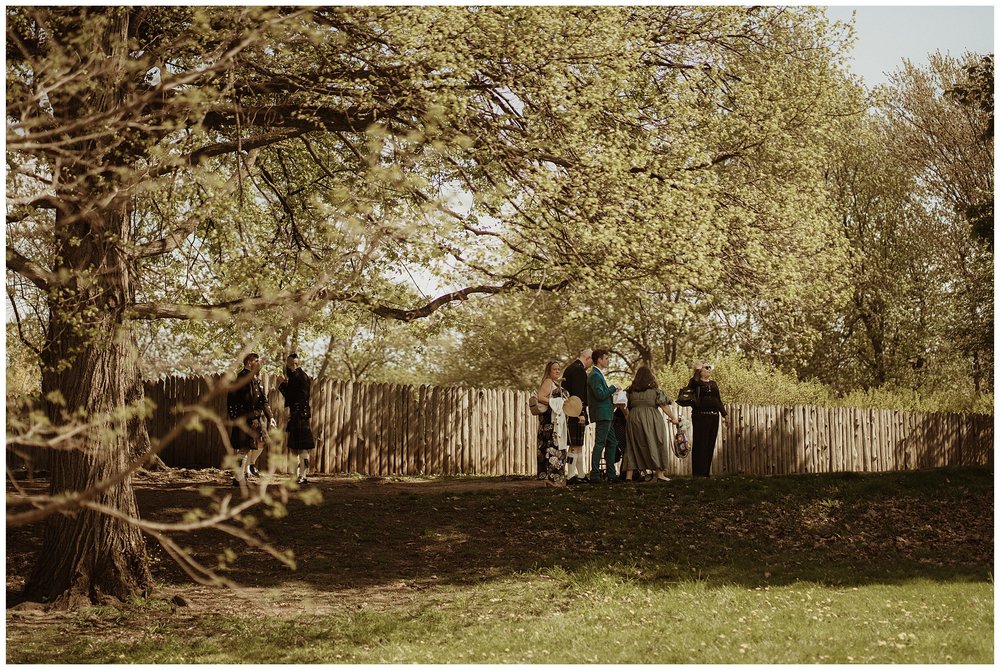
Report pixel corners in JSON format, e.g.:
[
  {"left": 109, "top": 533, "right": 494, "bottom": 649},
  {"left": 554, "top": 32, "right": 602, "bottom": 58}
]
[{"left": 627, "top": 366, "right": 658, "bottom": 393}]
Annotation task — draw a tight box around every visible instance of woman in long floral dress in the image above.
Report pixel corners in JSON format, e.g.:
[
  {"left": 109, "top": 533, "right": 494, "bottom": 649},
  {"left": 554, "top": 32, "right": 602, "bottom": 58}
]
[{"left": 536, "top": 360, "right": 566, "bottom": 487}]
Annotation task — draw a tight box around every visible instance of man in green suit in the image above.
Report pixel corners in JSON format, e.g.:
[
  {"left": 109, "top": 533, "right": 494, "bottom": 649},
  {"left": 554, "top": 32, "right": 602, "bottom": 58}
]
[{"left": 587, "top": 348, "right": 619, "bottom": 482}]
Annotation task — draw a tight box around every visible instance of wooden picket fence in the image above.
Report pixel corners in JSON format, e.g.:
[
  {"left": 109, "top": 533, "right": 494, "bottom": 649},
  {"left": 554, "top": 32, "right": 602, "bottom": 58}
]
[
  {"left": 660, "top": 405, "right": 993, "bottom": 477},
  {"left": 137, "top": 374, "right": 994, "bottom": 476},
  {"left": 8, "top": 375, "right": 993, "bottom": 476},
  {"left": 143, "top": 375, "right": 539, "bottom": 475}
]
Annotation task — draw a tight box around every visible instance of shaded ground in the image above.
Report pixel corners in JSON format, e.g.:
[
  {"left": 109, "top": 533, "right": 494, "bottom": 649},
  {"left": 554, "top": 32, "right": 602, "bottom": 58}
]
[{"left": 6, "top": 466, "right": 993, "bottom": 661}]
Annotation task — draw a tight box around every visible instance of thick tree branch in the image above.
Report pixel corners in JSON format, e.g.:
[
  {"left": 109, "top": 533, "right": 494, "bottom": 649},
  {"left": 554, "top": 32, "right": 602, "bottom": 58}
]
[
  {"left": 6, "top": 247, "right": 51, "bottom": 291},
  {"left": 6, "top": 194, "right": 67, "bottom": 219},
  {"left": 129, "top": 279, "right": 572, "bottom": 323},
  {"left": 180, "top": 132, "right": 291, "bottom": 170},
  {"left": 201, "top": 104, "right": 382, "bottom": 134}
]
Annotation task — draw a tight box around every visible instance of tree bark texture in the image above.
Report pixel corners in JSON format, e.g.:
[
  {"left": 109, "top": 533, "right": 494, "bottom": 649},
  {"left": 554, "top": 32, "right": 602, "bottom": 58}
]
[{"left": 25, "top": 201, "right": 154, "bottom": 605}]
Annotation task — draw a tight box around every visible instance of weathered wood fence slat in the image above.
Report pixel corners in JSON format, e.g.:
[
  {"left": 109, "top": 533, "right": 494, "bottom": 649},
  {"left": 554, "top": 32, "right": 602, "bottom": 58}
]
[{"left": 7, "top": 375, "right": 993, "bottom": 476}]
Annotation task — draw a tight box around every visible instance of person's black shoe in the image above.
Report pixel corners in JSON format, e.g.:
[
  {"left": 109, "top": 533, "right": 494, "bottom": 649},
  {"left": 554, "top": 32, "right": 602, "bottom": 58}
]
[
  {"left": 248, "top": 464, "right": 260, "bottom": 478},
  {"left": 567, "top": 476, "right": 583, "bottom": 485}
]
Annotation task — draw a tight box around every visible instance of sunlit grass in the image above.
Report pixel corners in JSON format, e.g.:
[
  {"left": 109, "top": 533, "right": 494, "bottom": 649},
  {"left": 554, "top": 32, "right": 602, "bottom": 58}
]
[{"left": 7, "top": 572, "right": 991, "bottom": 663}]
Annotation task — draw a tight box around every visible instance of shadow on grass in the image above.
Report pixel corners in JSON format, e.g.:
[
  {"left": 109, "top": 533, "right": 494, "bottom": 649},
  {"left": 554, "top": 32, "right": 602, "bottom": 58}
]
[
  {"left": 134, "top": 465, "right": 995, "bottom": 594},
  {"left": 6, "top": 466, "right": 991, "bottom": 605}
]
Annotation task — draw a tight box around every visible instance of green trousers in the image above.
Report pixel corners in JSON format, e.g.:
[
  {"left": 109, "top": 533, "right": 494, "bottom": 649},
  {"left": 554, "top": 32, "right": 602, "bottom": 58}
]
[{"left": 590, "top": 419, "right": 618, "bottom": 480}]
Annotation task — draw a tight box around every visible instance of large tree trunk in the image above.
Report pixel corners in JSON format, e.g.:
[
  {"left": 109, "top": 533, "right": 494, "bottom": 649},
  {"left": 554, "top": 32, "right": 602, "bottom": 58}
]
[
  {"left": 23, "top": 10, "right": 154, "bottom": 606},
  {"left": 24, "top": 203, "right": 153, "bottom": 607}
]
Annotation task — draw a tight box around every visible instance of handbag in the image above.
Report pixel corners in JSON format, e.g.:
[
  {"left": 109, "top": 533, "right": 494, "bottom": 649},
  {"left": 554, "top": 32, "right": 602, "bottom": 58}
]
[
  {"left": 528, "top": 396, "right": 544, "bottom": 416},
  {"left": 673, "top": 428, "right": 691, "bottom": 459},
  {"left": 529, "top": 385, "right": 566, "bottom": 416},
  {"left": 676, "top": 385, "right": 696, "bottom": 407},
  {"left": 662, "top": 409, "right": 690, "bottom": 459}
]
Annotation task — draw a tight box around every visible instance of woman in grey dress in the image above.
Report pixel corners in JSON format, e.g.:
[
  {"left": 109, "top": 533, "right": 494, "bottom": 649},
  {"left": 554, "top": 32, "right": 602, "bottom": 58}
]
[{"left": 622, "top": 366, "right": 680, "bottom": 482}]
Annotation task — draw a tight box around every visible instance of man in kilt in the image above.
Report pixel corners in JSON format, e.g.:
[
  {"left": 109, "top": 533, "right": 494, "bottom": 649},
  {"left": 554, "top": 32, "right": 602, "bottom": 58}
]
[
  {"left": 226, "top": 352, "right": 274, "bottom": 487},
  {"left": 561, "top": 348, "right": 592, "bottom": 484},
  {"left": 277, "top": 352, "right": 316, "bottom": 485}
]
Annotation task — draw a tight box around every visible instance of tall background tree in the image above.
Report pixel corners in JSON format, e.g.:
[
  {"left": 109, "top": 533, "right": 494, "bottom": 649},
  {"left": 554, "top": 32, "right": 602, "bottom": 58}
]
[
  {"left": 802, "top": 52, "right": 994, "bottom": 397},
  {"left": 882, "top": 53, "right": 994, "bottom": 395}
]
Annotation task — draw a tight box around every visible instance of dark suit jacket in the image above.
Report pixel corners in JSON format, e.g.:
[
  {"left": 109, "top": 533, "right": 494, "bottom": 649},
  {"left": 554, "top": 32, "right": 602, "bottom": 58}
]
[
  {"left": 227, "top": 368, "right": 271, "bottom": 421},
  {"left": 278, "top": 367, "right": 312, "bottom": 419},
  {"left": 226, "top": 367, "right": 272, "bottom": 451},
  {"left": 562, "top": 359, "right": 589, "bottom": 415},
  {"left": 278, "top": 367, "right": 315, "bottom": 450},
  {"left": 587, "top": 368, "right": 617, "bottom": 422}
]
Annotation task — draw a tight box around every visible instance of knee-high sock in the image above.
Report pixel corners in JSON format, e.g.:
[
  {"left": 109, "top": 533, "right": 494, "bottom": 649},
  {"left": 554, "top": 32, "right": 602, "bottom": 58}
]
[
  {"left": 246, "top": 447, "right": 263, "bottom": 474},
  {"left": 566, "top": 448, "right": 583, "bottom": 479},
  {"left": 297, "top": 453, "right": 310, "bottom": 479},
  {"left": 234, "top": 452, "right": 248, "bottom": 480}
]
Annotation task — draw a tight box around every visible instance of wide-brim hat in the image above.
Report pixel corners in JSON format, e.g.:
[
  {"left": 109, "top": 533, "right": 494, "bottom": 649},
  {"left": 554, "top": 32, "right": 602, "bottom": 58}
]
[{"left": 563, "top": 395, "right": 583, "bottom": 417}]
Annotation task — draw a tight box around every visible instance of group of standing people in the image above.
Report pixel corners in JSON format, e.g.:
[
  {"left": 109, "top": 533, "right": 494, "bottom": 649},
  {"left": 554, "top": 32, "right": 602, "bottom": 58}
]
[
  {"left": 535, "top": 348, "right": 728, "bottom": 487},
  {"left": 224, "top": 347, "right": 726, "bottom": 489},
  {"left": 226, "top": 352, "right": 316, "bottom": 487}
]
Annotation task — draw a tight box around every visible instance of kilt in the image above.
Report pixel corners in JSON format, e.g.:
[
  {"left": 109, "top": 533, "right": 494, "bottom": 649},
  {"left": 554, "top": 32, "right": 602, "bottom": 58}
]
[
  {"left": 567, "top": 415, "right": 587, "bottom": 446},
  {"left": 231, "top": 416, "right": 266, "bottom": 452},
  {"left": 286, "top": 416, "right": 315, "bottom": 452}
]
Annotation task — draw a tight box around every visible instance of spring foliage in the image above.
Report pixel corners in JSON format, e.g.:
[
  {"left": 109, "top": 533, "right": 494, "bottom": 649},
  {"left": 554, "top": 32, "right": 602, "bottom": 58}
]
[{"left": 6, "top": 8, "right": 991, "bottom": 410}]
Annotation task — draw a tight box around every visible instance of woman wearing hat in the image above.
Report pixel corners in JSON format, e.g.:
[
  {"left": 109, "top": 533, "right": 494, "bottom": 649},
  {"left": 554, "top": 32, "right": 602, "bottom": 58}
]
[
  {"left": 684, "top": 361, "right": 729, "bottom": 477},
  {"left": 535, "top": 360, "right": 567, "bottom": 487}
]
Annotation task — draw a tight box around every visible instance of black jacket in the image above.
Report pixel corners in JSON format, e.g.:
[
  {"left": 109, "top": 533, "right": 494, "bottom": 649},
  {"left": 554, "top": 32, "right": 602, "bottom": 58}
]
[
  {"left": 686, "top": 378, "right": 727, "bottom": 417},
  {"left": 562, "top": 359, "right": 590, "bottom": 415},
  {"left": 227, "top": 368, "right": 272, "bottom": 421},
  {"left": 278, "top": 367, "right": 312, "bottom": 420}
]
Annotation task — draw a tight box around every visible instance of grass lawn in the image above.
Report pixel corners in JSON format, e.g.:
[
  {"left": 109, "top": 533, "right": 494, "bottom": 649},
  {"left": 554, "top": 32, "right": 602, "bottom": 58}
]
[{"left": 6, "top": 465, "right": 993, "bottom": 663}]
